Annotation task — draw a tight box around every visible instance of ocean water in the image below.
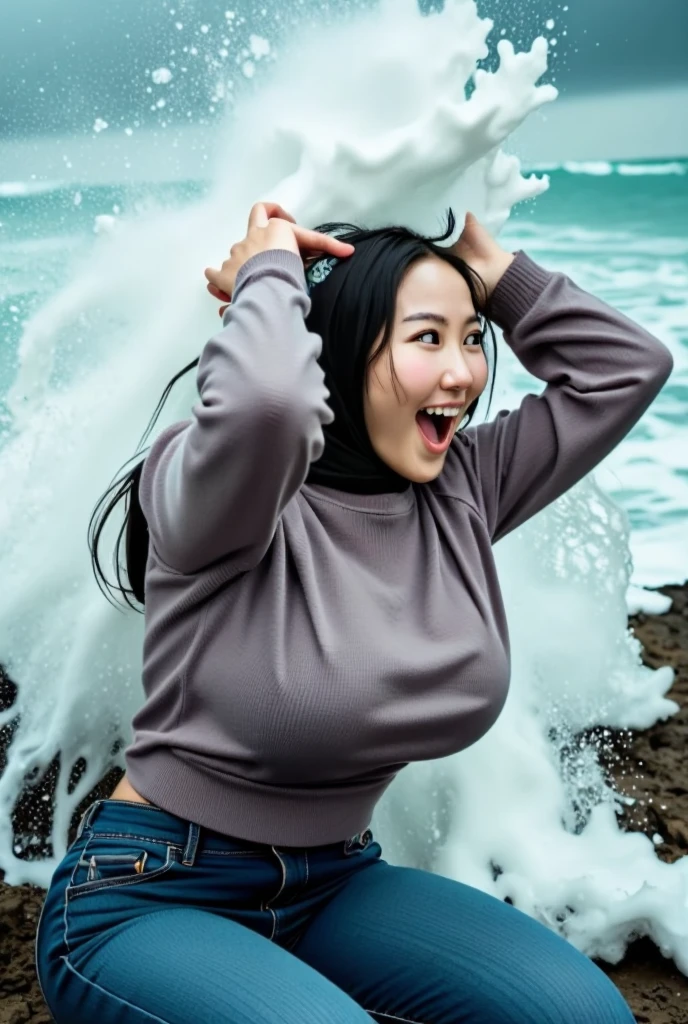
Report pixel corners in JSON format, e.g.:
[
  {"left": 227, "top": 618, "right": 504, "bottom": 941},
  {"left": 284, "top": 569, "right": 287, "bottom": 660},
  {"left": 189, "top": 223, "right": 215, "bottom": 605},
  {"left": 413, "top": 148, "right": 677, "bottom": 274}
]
[
  {"left": 2, "top": 159, "right": 686, "bottom": 589},
  {"left": 1, "top": 0, "right": 687, "bottom": 978},
  {"left": 504, "top": 160, "right": 688, "bottom": 593}
]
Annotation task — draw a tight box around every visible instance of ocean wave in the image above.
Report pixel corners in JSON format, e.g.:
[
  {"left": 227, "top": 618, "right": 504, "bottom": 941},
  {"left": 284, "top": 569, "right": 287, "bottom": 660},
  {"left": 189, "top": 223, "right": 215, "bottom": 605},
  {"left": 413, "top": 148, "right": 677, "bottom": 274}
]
[
  {"left": 0, "top": 179, "right": 66, "bottom": 198},
  {"left": 525, "top": 159, "right": 687, "bottom": 177},
  {"left": 503, "top": 224, "right": 688, "bottom": 257},
  {"left": 562, "top": 161, "right": 614, "bottom": 176},
  {"left": 617, "top": 161, "right": 686, "bottom": 176}
]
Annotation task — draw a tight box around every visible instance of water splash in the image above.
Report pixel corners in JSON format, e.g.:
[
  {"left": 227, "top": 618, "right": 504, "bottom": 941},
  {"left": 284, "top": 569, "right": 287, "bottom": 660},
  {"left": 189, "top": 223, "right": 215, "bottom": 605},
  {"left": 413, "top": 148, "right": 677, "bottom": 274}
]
[
  {"left": 372, "top": 475, "right": 684, "bottom": 969},
  {"left": 0, "top": 0, "right": 685, "bottom": 975}
]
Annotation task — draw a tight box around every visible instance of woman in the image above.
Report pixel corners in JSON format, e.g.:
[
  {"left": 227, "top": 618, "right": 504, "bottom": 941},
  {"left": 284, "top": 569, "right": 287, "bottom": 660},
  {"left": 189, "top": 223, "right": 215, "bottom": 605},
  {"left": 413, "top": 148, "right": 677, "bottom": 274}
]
[{"left": 35, "top": 201, "right": 672, "bottom": 1023}]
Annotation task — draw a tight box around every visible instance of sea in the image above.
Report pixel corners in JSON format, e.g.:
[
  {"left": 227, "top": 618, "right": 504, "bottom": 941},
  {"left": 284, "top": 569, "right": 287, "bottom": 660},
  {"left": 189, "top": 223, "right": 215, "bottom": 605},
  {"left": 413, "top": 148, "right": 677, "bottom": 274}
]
[{"left": 2, "top": 158, "right": 686, "bottom": 590}]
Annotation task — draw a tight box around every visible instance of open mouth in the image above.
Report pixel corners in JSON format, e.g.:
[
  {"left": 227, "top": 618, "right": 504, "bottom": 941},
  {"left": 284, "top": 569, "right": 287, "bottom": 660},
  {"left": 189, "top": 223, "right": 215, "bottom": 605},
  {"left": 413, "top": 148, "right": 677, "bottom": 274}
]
[{"left": 416, "top": 409, "right": 456, "bottom": 448}]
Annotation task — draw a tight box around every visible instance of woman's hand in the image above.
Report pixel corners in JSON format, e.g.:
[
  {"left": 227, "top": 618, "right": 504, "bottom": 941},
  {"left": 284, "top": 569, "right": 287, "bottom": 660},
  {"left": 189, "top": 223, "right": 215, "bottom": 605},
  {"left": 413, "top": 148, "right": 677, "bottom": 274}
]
[
  {"left": 449, "top": 212, "right": 515, "bottom": 308},
  {"left": 205, "top": 202, "right": 354, "bottom": 315}
]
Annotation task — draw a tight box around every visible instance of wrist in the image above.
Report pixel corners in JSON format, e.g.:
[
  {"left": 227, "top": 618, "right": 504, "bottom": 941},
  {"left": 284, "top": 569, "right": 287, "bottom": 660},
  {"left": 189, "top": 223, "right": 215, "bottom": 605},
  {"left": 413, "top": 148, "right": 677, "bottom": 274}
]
[
  {"left": 488, "top": 252, "right": 516, "bottom": 297},
  {"left": 487, "top": 250, "right": 552, "bottom": 330},
  {"left": 234, "top": 248, "right": 307, "bottom": 293}
]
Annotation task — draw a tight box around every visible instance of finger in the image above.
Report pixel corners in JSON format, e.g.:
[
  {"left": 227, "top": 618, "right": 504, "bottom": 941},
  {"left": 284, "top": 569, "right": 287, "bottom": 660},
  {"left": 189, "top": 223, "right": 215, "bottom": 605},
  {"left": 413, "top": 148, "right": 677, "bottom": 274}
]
[
  {"left": 218, "top": 303, "right": 230, "bottom": 318},
  {"left": 248, "top": 202, "right": 269, "bottom": 230},
  {"left": 206, "top": 282, "right": 231, "bottom": 302},
  {"left": 204, "top": 266, "right": 223, "bottom": 288},
  {"left": 262, "top": 202, "right": 297, "bottom": 224},
  {"left": 291, "top": 227, "right": 355, "bottom": 257}
]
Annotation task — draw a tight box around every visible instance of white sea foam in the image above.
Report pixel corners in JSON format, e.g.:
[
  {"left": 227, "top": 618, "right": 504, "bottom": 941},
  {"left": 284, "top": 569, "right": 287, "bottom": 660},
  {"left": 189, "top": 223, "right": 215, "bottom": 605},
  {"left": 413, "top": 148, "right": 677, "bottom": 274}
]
[
  {"left": 563, "top": 160, "right": 614, "bottom": 175},
  {"left": 0, "top": 0, "right": 686, "bottom": 976},
  {"left": 0, "top": 179, "right": 66, "bottom": 197},
  {"left": 617, "top": 161, "right": 686, "bottom": 176},
  {"left": 527, "top": 159, "right": 688, "bottom": 177},
  {"left": 626, "top": 586, "right": 673, "bottom": 616}
]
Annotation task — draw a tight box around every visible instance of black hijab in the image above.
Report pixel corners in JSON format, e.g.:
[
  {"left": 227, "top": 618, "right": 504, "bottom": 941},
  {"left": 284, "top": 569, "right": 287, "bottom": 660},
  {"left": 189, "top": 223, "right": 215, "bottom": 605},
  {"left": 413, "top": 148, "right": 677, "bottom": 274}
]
[{"left": 303, "top": 240, "right": 413, "bottom": 495}]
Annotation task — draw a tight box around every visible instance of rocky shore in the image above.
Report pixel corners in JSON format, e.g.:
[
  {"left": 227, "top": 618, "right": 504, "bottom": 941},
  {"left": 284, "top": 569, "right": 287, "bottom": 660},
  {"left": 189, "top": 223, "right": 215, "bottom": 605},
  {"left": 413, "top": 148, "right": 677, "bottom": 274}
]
[{"left": 1, "top": 582, "right": 686, "bottom": 1024}]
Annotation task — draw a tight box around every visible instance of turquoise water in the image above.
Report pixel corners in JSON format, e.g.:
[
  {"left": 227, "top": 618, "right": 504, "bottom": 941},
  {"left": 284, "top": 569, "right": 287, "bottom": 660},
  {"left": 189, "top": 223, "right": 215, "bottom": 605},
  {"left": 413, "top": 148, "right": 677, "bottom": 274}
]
[
  {"left": 503, "top": 160, "right": 688, "bottom": 586},
  {"left": 1, "top": 158, "right": 687, "bottom": 585}
]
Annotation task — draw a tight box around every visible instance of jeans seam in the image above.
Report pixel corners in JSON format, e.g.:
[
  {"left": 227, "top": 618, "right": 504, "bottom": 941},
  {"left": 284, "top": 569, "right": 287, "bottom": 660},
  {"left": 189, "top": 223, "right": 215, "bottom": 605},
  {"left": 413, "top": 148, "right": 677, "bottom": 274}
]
[
  {"left": 100, "top": 800, "right": 170, "bottom": 814},
  {"left": 365, "top": 1011, "right": 428, "bottom": 1024},
  {"left": 63, "top": 858, "right": 77, "bottom": 957},
  {"left": 35, "top": 889, "right": 56, "bottom": 1021},
  {"left": 87, "top": 831, "right": 258, "bottom": 858},
  {"left": 198, "top": 849, "right": 264, "bottom": 858},
  {"left": 265, "top": 847, "right": 287, "bottom": 908},
  {"left": 89, "top": 831, "right": 182, "bottom": 846},
  {"left": 60, "top": 955, "right": 174, "bottom": 1023},
  {"left": 262, "top": 846, "right": 287, "bottom": 940},
  {"left": 74, "top": 798, "right": 175, "bottom": 840},
  {"left": 64, "top": 833, "right": 95, "bottom": 954},
  {"left": 274, "top": 850, "right": 310, "bottom": 909}
]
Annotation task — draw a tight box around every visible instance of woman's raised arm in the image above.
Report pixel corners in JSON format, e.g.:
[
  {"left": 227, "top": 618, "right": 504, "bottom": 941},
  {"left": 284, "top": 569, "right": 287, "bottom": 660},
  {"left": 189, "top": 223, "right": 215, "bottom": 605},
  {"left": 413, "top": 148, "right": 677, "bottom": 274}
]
[
  {"left": 457, "top": 251, "right": 674, "bottom": 543},
  {"left": 138, "top": 204, "right": 353, "bottom": 575}
]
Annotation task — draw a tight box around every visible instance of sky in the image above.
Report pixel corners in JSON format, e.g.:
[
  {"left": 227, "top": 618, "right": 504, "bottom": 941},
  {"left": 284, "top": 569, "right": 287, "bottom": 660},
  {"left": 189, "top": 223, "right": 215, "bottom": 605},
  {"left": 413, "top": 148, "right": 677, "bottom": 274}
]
[{"left": 1, "top": 0, "right": 687, "bottom": 141}]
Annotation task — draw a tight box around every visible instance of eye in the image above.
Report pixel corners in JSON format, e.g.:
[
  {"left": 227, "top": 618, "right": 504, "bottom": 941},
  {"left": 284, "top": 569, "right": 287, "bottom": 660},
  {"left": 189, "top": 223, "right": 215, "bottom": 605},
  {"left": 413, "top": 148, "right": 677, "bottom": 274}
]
[
  {"left": 414, "top": 329, "right": 484, "bottom": 347},
  {"left": 416, "top": 329, "right": 441, "bottom": 346}
]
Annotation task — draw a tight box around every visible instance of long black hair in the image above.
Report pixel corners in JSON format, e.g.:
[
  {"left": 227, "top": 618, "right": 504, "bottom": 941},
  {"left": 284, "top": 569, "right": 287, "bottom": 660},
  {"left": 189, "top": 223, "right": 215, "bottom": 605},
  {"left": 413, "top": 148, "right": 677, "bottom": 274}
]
[{"left": 88, "top": 208, "right": 498, "bottom": 612}]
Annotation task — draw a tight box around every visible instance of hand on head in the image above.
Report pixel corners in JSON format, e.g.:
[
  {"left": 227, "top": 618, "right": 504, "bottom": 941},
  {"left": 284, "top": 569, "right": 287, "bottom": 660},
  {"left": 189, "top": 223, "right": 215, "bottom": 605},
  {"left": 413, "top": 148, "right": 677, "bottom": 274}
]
[
  {"left": 448, "top": 212, "right": 514, "bottom": 307},
  {"left": 205, "top": 202, "right": 355, "bottom": 317}
]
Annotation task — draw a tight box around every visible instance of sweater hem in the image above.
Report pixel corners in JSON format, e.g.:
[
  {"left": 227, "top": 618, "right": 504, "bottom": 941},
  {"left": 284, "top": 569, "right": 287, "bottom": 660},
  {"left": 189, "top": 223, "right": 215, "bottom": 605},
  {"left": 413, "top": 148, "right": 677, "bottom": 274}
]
[{"left": 124, "top": 747, "right": 392, "bottom": 847}]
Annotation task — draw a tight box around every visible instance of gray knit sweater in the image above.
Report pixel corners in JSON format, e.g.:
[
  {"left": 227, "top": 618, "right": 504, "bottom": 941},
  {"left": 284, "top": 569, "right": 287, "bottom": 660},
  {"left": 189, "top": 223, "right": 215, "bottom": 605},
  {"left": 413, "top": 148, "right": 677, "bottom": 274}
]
[{"left": 124, "top": 248, "right": 673, "bottom": 846}]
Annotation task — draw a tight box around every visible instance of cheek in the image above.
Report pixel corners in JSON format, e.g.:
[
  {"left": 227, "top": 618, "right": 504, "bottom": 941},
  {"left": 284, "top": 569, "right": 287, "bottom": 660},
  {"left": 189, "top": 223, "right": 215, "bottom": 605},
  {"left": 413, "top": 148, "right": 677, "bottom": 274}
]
[
  {"left": 474, "top": 353, "right": 490, "bottom": 392},
  {"left": 396, "top": 351, "right": 438, "bottom": 396}
]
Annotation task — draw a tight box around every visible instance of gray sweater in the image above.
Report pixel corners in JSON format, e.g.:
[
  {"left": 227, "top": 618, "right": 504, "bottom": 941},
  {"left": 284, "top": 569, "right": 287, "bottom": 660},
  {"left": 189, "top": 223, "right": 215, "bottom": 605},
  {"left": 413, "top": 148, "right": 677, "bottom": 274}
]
[{"left": 124, "top": 248, "right": 673, "bottom": 846}]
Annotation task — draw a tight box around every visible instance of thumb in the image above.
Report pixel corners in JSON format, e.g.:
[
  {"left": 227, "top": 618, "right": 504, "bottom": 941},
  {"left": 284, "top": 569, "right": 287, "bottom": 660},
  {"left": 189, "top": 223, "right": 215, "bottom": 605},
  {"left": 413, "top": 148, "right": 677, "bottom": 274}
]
[
  {"left": 248, "top": 202, "right": 269, "bottom": 230},
  {"left": 456, "top": 210, "right": 473, "bottom": 238},
  {"left": 462, "top": 211, "right": 492, "bottom": 249}
]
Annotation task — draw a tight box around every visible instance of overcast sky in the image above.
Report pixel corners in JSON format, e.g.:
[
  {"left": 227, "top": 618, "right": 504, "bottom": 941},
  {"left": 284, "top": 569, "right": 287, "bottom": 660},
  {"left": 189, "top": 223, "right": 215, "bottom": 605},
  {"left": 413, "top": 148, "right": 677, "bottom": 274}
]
[{"left": 1, "top": 0, "right": 686, "bottom": 140}]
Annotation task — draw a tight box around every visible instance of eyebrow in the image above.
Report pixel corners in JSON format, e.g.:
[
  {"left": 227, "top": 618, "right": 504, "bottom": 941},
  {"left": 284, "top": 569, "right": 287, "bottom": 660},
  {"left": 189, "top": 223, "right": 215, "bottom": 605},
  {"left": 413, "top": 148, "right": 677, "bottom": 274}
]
[{"left": 402, "top": 312, "right": 481, "bottom": 329}]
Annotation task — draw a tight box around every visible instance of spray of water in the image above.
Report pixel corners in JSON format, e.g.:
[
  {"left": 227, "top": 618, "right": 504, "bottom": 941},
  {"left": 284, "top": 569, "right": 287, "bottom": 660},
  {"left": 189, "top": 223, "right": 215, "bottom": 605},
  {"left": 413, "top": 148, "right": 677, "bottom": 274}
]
[{"left": 0, "top": 0, "right": 685, "bottom": 973}]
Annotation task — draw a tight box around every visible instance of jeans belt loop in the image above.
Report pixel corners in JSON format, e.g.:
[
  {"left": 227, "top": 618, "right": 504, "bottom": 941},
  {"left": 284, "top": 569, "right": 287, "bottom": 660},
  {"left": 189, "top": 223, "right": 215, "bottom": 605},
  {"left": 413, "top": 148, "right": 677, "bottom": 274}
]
[
  {"left": 344, "top": 829, "right": 372, "bottom": 854},
  {"left": 75, "top": 799, "right": 101, "bottom": 840},
  {"left": 182, "top": 821, "right": 201, "bottom": 866}
]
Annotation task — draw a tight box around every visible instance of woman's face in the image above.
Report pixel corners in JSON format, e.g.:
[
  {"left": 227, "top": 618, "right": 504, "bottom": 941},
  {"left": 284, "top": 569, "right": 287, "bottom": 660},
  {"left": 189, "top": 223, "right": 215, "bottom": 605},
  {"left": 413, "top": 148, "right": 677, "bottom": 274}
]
[{"left": 363, "top": 256, "right": 489, "bottom": 484}]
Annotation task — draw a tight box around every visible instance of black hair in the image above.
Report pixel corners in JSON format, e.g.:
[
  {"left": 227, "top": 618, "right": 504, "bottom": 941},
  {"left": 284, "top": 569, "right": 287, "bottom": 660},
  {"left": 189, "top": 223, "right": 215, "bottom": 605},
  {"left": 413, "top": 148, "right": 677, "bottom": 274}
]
[
  {"left": 88, "top": 208, "right": 497, "bottom": 612},
  {"left": 300, "top": 210, "right": 497, "bottom": 494}
]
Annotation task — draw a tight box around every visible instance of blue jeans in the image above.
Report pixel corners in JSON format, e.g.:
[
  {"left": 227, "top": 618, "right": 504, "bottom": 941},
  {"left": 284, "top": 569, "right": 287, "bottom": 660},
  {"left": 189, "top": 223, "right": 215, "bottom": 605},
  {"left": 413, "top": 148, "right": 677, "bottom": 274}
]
[{"left": 36, "top": 798, "right": 635, "bottom": 1024}]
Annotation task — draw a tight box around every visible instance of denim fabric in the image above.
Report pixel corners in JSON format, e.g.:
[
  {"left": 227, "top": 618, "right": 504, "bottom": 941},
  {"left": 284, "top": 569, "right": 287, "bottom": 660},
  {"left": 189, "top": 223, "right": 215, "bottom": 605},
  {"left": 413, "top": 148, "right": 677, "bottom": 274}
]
[{"left": 35, "top": 798, "right": 635, "bottom": 1024}]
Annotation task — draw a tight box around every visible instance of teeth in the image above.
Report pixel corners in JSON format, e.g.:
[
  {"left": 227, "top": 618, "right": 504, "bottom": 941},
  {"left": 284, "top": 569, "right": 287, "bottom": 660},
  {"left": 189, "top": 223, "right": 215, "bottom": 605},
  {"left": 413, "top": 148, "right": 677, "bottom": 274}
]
[{"left": 422, "top": 406, "right": 461, "bottom": 417}]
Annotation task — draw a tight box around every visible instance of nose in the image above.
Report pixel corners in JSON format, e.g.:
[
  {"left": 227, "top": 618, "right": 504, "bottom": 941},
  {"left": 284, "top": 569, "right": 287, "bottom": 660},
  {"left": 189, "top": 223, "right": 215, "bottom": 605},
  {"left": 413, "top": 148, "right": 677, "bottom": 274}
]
[{"left": 439, "top": 349, "right": 474, "bottom": 392}]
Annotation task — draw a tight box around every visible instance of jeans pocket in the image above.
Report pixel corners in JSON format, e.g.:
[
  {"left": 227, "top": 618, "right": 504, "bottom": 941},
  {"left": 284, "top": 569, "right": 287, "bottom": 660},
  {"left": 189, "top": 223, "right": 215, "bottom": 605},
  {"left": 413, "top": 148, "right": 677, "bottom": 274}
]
[{"left": 66, "top": 833, "right": 179, "bottom": 901}]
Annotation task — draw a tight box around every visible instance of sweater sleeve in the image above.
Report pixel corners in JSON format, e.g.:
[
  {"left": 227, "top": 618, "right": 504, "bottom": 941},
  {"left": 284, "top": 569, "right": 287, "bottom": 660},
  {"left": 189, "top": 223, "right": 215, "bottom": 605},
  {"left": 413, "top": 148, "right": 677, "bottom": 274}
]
[
  {"left": 456, "top": 250, "right": 674, "bottom": 545},
  {"left": 138, "top": 248, "right": 334, "bottom": 575}
]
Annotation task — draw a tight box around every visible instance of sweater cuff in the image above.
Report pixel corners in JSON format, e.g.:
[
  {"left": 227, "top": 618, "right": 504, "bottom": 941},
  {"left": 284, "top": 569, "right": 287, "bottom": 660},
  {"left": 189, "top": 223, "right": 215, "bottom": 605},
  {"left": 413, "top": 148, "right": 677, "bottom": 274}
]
[
  {"left": 231, "top": 248, "right": 308, "bottom": 301},
  {"left": 487, "top": 250, "right": 553, "bottom": 331}
]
